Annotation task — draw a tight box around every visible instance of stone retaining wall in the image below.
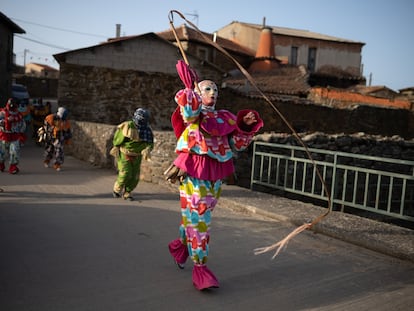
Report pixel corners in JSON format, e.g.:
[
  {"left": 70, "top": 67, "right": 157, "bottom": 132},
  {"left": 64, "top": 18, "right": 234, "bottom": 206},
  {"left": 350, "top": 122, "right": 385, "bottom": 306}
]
[
  {"left": 65, "top": 121, "right": 177, "bottom": 186},
  {"left": 66, "top": 121, "right": 414, "bottom": 190}
]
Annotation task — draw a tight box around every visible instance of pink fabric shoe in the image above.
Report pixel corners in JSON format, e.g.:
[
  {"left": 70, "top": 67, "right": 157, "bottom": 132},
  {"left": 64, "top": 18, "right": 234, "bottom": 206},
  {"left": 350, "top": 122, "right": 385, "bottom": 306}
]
[
  {"left": 168, "top": 239, "right": 189, "bottom": 269},
  {"left": 192, "top": 264, "right": 220, "bottom": 290}
]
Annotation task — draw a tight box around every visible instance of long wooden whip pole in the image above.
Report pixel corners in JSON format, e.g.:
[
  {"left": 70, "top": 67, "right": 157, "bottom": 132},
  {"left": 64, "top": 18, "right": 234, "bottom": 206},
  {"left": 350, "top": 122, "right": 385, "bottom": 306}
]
[
  {"left": 168, "top": 11, "right": 190, "bottom": 65},
  {"left": 168, "top": 11, "right": 201, "bottom": 93}
]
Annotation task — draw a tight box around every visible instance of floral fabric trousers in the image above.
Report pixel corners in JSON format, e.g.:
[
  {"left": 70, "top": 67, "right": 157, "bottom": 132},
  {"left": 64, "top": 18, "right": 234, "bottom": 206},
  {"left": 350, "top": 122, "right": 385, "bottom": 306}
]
[
  {"left": 0, "top": 140, "right": 20, "bottom": 165},
  {"left": 44, "top": 139, "right": 65, "bottom": 165},
  {"left": 114, "top": 152, "right": 142, "bottom": 193},
  {"left": 178, "top": 176, "right": 222, "bottom": 264}
]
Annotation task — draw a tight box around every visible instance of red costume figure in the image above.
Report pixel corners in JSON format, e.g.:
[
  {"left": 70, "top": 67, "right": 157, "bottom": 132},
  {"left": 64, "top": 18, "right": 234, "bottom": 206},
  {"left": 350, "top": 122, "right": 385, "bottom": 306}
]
[{"left": 0, "top": 98, "right": 27, "bottom": 174}]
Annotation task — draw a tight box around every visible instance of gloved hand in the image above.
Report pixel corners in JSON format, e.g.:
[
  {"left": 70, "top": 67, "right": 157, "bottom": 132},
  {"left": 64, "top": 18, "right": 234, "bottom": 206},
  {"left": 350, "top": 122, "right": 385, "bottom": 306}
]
[
  {"left": 176, "top": 60, "right": 198, "bottom": 89},
  {"left": 109, "top": 146, "right": 120, "bottom": 158},
  {"left": 37, "top": 127, "right": 46, "bottom": 143},
  {"left": 141, "top": 147, "right": 151, "bottom": 161},
  {"left": 163, "top": 163, "right": 187, "bottom": 184}
]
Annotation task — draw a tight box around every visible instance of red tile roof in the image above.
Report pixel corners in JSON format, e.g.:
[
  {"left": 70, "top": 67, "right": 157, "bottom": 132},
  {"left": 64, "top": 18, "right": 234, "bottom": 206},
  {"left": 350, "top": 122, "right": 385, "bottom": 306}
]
[
  {"left": 28, "top": 63, "right": 59, "bottom": 72},
  {"left": 224, "top": 65, "right": 310, "bottom": 97}
]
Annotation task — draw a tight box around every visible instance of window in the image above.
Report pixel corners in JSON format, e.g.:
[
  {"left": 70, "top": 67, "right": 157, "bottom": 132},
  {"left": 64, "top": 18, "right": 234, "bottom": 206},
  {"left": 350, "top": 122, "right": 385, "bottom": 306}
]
[
  {"left": 197, "top": 47, "right": 209, "bottom": 61},
  {"left": 290, "top": 46, "right": 298, "bottom": 65},
  {"left": 307, "top": 48, "right": 317, "bottom": 72}
]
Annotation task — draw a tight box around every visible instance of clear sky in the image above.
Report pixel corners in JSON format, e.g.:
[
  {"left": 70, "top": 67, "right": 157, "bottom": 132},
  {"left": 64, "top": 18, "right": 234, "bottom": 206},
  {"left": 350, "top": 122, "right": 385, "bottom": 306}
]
[{"left": 2, "top": 0, "right": 413, "bottom": 91}]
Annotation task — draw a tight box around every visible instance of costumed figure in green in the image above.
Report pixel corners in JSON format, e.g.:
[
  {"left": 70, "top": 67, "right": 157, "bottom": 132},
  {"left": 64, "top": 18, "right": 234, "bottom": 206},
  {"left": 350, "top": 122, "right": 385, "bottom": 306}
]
[{"left": 110, "top": 108, "right": 154, "bottom": 201}]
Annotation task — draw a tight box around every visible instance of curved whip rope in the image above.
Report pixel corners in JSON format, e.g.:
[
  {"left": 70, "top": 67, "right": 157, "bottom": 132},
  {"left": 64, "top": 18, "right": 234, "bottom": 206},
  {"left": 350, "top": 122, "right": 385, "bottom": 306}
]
[{"left": 169, "top": 10, "right": 332, "bottom": 259}]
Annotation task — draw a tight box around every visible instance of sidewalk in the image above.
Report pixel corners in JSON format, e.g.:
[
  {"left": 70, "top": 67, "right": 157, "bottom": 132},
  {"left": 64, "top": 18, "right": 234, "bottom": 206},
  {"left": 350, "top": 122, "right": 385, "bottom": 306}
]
[
  {"left": 219, "top": 185, "right": 414, "bottom": 262},
  {"left": 2, "top": 139, "right": 414, "bottom": 263}
]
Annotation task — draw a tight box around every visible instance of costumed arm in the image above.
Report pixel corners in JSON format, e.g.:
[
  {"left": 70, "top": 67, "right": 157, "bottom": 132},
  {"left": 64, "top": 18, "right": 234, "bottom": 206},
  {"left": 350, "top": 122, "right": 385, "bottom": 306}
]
[
  {"left": 112, "top": 123, "right": 128, "bottom": 147},
  {"left": 141, "top": 142, "right": 154, "bottom": 161},
  {"left": 230, "top": 109, "right": 264, "bottom": 152},
  {"left": 37, "top": 114, "right": 52, "bottom": 143},
  {"left": 63, "top": 120, "right": 72, "bottom": 144},
  {"left": 43, "top": 114, "right": 54, "bottom": 135},
  {"left": 0, "top": 110, "right": 5, "bottom": 131},
  {"left": 109, "top": 126, "right": 124, "bottom": 158},
  {"left": 140, "top": 125, "right": 154, "bottom": 161},
  {"left": 10, "top": 111, "right": 26, "bottom": 142},
  {"left": 18, "top": 117, "right": 27, "bottom": 142},
  {"left": 173, "top": 60, "right": 202, "bottom": 127}
]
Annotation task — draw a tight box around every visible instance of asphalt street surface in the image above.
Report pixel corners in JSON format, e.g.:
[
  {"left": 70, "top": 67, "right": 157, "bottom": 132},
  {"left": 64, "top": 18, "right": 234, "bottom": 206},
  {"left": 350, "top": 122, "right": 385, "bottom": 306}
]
[{"left": 1, "top": 139, "right": 413, "bottom": 311}]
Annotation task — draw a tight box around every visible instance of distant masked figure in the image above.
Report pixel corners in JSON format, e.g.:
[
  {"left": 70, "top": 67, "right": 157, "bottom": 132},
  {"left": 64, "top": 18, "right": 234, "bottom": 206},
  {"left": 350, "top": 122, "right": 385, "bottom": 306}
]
[
  {"left": 0, "top": 98, "right": 27, "bottom": 174},
  {"left": 110, "top": 108, "right": 154, "bottom": 201},
  {"left": 41, "top": 107, "right": 72, "bottom": 171}
]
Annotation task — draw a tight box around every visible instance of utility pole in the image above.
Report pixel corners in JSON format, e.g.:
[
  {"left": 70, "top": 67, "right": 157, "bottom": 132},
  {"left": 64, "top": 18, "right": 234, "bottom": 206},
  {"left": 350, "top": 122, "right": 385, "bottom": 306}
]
[{"left": 23, "top": 49, "right": 29, "bottom": 67}]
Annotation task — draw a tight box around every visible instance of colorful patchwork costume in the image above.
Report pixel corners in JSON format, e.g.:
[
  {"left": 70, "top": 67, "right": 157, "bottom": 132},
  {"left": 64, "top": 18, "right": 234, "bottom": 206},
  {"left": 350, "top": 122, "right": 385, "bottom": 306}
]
[
  {"left": 111, "top": 108, "right": 154, "bottom": 201},
  {"left": 42, "top": 107, "right": 72, "bottom": 171},
  {"left": 0, "top": 98, "right": 26, "bottom": 174},
  {"left": 167, "top": 61, "right": 263, "bottom": 290}
]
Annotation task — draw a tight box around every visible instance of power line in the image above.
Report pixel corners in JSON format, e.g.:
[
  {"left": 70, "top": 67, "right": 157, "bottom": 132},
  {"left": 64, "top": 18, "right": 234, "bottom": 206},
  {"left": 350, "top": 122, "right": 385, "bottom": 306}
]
[
  {"left": 14, "top": 48, "right": 59, "bottom": 69},
  {"left": 11, "top": 17, "right": 108, "bottom": 39},
  {"left": 15, "top": 34, "right": 69, "bottom": 51}
]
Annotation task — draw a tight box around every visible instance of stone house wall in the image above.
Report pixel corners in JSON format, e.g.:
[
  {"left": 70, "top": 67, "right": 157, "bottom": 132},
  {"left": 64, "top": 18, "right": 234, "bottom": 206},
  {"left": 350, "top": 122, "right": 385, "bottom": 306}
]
[
  {"left": 57, "top": 63, "right": 414, "bottom": 139},
  {"left": 219, "top": 89, "right": 414, "bottom": 139},
  {"left": 60, "top": 34, "right": 180, "bottom": 74},
  {"left": 57, "top": 63, "right": 223, "bottom": 128},
  {"left": 216, "top": 22, "right": 363, "bottom": 75},
  {"left": 14, "top": 76, "right": 58, "bottom": 98}
]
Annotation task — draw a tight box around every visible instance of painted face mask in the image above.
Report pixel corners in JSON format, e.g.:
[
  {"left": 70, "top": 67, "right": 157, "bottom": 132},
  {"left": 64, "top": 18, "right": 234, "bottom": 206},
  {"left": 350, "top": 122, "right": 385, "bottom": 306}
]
[
  {"left": 133, "top": 108, "right": 150, "bottom": 128},
  {"left": 132, "top": 108, "right": 153, "bottom": 142},
  {"left": 57, "top": 107, "right": 68, "bottom": 120},
  {"left": 197, "top": 80, "right": 218, "bottom": 110}
]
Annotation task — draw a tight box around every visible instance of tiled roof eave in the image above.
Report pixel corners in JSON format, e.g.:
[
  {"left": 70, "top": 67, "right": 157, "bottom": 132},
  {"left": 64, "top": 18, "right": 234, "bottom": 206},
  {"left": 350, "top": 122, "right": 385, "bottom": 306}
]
[{"left": 225, "top": 85, "right": 310, "bottom": 98}]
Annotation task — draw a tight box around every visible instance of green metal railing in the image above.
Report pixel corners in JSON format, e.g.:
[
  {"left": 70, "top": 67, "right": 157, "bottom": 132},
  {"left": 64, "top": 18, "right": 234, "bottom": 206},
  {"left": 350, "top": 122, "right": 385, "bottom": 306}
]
[{"left": 250, "top": 142, "right": 414, "bottom": 222}]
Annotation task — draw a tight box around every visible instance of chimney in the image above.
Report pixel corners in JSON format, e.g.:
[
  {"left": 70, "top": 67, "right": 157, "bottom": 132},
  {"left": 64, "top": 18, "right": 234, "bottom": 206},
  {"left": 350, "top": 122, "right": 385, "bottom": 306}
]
[
  {"left": 248, "top": 22, "right": 281, "bottom": 73},
  {"left": 116, "top": 24, "right": 121, "bottom": 38},
  {"left": 213, "top": 31, "right": 217, "bottom": 43},
  {"left": 254, "top": 27, "right": 275, "bottom": 59}
]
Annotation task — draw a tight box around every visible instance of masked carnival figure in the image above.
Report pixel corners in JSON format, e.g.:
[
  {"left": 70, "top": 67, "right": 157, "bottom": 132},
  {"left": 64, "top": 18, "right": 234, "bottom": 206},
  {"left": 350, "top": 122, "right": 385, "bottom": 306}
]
[
  {"left": 166, "top": 61, "right": 263, "bottom": 290},
  {"left": 0, "top": 98, "right": 27, "bottom": 174}
]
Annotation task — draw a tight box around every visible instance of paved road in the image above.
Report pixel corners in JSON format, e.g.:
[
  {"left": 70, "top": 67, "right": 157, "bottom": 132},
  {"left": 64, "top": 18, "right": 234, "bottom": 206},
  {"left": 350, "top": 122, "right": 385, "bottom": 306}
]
[{"left": 1, "top": 140, "right": 414, "bottom": 311}]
